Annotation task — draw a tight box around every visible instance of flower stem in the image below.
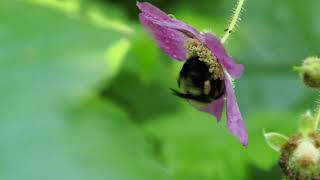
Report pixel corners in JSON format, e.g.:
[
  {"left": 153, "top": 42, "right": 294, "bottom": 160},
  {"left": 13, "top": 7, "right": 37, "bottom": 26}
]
[
  {"left": 221, "top": 0, "right": 246, "bottom": 44},
  {"left": 315, "top": 105, "right": 320, "bottom": 131}
]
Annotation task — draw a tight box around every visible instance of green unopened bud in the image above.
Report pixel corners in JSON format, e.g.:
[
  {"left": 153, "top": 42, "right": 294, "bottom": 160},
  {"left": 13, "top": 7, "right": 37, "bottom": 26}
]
[
  {"left": 294, "top": 56, "right": 320, "bottom": 89},
  {"left": 279, "top": 133, "right": 320, "bottom": 179},
  {"left": 299, "top": 111, "right": 316, "bottom": 136}
]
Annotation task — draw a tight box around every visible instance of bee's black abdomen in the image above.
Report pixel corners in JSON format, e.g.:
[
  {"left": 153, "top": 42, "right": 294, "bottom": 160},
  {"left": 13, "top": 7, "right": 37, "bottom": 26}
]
[
  {"left": 173, "top": 56, "right": 225, "bottom": 103},
  {"left": 179, "top": 57, "right": 211, "bottom": 89}
]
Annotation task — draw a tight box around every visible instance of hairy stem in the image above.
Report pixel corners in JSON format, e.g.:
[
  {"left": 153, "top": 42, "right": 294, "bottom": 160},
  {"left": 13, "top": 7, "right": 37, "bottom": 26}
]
[{"left": 221, "top": 0, "right": 245, "bottom": 44}]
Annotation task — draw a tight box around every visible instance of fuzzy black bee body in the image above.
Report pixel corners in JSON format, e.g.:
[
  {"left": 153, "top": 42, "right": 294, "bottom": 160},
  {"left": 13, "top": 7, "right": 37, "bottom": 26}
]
[{"left": 172, "top": 56, "right": 225, "bottom": 104}]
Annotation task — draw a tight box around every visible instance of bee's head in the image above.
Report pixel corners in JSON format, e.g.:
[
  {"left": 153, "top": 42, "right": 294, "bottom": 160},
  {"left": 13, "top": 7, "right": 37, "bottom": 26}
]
[{"left": 172, "top": 56, "right": 225, "bottom": 104}]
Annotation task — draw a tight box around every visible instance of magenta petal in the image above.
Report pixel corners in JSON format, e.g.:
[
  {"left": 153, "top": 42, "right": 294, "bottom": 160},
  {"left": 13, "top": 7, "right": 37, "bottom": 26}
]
[
  {"left": 201, "top": 97, "right": 224, "bottom": 121},
  {"left": 137, "top": 2, "right": 204, "bottom": 60},
  {"left": 224, "top": 75, "right": 248, "bottom": 146},
  {"left": 137, "top": 2, "right": 171, "bottom": 21},
  {"left": 139, "top": 14, "right": 188, "bottom": 60},
  {"left": 137, "top": 2, "right": 202, "bottom": 40},
  {"left": 203, "top": 33, "right": 244, "bottom": 79}
]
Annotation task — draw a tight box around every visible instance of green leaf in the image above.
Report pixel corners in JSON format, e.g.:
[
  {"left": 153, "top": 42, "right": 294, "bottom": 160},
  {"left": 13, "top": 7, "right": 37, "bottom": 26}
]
[
  {"left": 263, "top": 131, "right": 288, "bottom": 152},
  {"left": 105, "top": 38, "right": 131, "bottom": 80},
  {"left": 130, "top": 30, "right": 161, "bottom": 83}
]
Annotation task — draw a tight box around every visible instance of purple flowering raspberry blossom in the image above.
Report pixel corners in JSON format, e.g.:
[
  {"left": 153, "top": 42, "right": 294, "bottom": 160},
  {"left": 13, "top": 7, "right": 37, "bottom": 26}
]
[{"left": 137, "top": 2, "right": 248, "bottom": 146}]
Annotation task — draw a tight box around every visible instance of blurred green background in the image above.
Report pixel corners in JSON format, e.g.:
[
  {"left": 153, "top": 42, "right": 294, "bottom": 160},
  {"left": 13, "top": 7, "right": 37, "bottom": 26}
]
[{"left": 1, "top": 0, "right": 320, "bottom": 179}]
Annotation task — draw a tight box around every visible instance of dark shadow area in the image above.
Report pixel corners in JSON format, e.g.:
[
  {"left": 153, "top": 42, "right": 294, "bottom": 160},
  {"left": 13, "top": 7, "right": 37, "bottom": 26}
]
[
  {"left": 100, "top": 71, "right": 181, "bottom": 123},
  {"left": 250, "top": 164, "right": 283, "bottom": 180}
]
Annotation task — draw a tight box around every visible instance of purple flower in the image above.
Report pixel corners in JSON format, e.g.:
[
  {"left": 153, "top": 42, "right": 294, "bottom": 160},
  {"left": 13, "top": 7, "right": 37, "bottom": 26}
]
[{"left": 137, "top": 2, "right": 248, "bottom": 146}]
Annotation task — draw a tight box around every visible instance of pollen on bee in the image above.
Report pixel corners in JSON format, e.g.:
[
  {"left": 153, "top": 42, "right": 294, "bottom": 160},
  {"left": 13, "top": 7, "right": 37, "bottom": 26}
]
[{"left": 203, "top": 80, "right": 211, "bottom": 95}]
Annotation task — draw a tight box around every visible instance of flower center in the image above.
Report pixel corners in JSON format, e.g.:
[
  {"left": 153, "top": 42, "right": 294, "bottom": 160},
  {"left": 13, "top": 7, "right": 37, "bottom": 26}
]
[{"left": 185, "top": 38, "right": 224, "bottom": 80}]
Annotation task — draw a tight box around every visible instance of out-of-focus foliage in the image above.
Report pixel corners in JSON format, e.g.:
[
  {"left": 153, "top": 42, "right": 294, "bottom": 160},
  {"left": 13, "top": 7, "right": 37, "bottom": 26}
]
[
  {"left": 0, "top": 1, "right": 165, "bottom": 180},
  {"left": 0, "top": 0, "right": 320, "bottom": 179}
]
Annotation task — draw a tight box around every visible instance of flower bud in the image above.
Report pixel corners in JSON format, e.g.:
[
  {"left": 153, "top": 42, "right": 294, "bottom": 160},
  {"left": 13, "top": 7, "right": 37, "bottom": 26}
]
[
  {"left": 264, "top": 110, "right": 320, "bottom": 179},
  {"left": 279, "top": 133, "right": 320, "bottom": 179},
  {"left": 295, "top": 56, "right": 320, "bottom": 89},
  {"left": 299, "top": 111, "right": 316, "bottom": 136}
]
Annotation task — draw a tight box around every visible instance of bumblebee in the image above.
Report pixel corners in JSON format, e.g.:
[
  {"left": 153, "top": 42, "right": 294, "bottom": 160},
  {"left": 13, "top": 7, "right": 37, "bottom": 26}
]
[{"left": 171, "top": 56, "right": 225, "bottom": 104}]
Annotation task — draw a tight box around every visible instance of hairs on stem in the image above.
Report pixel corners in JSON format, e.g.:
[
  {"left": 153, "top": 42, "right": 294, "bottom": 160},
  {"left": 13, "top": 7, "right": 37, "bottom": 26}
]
[{"left": 221, "top": 0, "right": 246, "bottom": 44}]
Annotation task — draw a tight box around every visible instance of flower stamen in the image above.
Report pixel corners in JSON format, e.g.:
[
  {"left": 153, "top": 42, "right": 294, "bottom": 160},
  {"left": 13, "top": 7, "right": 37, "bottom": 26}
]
[{"left": 185, "top": 38, "right": 224, "bottom": 80}]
